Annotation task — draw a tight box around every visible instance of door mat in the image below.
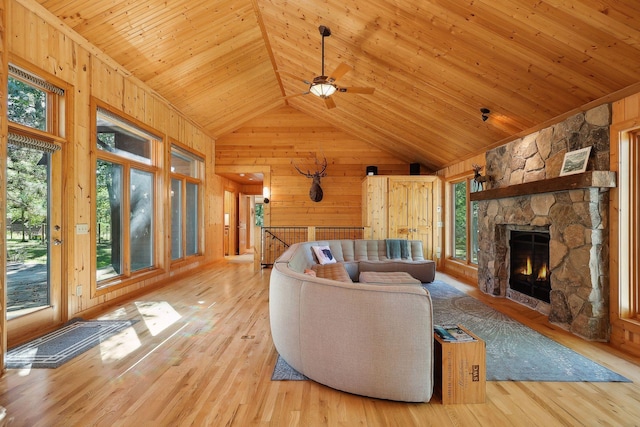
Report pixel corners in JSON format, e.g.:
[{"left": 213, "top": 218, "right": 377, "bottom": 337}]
[{"left": 6, "top": 318, "right": 136, "bottom": 369}]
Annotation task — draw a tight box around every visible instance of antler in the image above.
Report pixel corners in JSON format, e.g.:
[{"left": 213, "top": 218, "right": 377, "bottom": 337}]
[
  {"left": 292, "top": 155, "right": 327, "bottom": 177},
  {"left": 472, "top": 163, "right": 484, "bottom": 173},
  {"left": 315, "top": 156, "right": 328, "bottom": 177},
  {"left": 292, "top": 161, "right": 313, "bottom": 178}
]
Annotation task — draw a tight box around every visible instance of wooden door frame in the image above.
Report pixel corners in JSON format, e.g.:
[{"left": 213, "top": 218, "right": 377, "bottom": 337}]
[{"left": 215, "top": 165, "right": 271, "bottom": 227}]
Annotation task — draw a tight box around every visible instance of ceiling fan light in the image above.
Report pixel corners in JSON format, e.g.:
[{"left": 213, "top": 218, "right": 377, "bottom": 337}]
[{"left": 310, "top": 82, "right": 337, "bottom": 98}]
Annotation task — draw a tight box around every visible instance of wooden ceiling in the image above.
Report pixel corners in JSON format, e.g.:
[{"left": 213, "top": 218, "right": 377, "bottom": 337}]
[{"left": 35, "top": 0, "right": 640, "bottom": 171}]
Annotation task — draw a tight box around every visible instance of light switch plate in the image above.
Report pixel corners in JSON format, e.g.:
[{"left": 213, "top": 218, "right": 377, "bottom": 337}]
[{"left": 76, "top": 223, "right": 89, "bottom": 234}]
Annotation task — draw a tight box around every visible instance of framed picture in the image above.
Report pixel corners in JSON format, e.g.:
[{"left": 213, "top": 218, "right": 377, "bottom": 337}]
[{"left": 560, "top": 146, "right": 592, "bottom": 176}]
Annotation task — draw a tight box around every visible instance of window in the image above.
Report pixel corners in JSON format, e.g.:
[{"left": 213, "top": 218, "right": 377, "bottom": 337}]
[
  {"left": 95, "top": 107, "right": 160, "bottom": 286},
  {"left": 170, "top": 145, "right": 203, "bottom": 261},
  {"left": 8, "top": 76, "right": 47, "bottom": 130},
  {"left": 619, "top": 130, "right": 640, "bottom": 319},
  {"left": 453, "top": 181, "right": 468, "bottom": 260},
  {"left": 6, "top": 64, "right": 65, "bottom": 317},
  {"left": 255, "top": 203, "right": 264, "bottom": 227},
  {"left": 450, "top": 176, "right": 479, "bottom": 264}
]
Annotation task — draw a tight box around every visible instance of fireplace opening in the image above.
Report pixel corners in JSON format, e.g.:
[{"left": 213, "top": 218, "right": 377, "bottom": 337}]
[{"left": 509, "top": 231, "right": 551, "bottom": 303}]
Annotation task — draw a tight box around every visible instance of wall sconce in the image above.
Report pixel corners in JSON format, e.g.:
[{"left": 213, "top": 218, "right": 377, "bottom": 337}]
[
  {"left": 263, "top": 186, "right": 270, "bottom": 204},
  {"left": 480, "top": 108, "right": 490, "bottom": 122},
  {"left": 224, "top": 213, "right": 230, "bottom": 227}
]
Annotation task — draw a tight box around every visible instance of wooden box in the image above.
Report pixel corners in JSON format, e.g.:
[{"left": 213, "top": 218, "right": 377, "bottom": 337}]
[{"left": 434, "top": 325, "right": 486, "bottom": 404}]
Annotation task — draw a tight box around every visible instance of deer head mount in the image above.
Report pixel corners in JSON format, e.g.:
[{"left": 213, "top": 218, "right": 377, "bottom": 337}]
[
  {"left": 472, "top": 163, "right": 489, "bottom": 191},
  {"left": 292, "top": 156, "right": 328, "bottom": 202}
]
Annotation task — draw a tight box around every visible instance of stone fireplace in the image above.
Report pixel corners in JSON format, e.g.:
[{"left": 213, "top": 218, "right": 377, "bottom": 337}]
[{"left": 473, "top": 104, "right": 615, "bottom": 341}]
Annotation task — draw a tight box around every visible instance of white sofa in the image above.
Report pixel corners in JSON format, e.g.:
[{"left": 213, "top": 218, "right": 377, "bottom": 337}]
[{"left": 269, "top": 240, "right": 434, "bottom": 402}]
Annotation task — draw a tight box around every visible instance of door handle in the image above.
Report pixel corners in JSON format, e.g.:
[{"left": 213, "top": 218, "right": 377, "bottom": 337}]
[{"left": 53, "top": 239, "right": 63, "bottom": 245}]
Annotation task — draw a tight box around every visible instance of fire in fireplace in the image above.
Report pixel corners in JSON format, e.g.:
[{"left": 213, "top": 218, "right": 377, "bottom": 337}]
[{"left": 509, "top": 231, "right": 551, "bottom": 303}]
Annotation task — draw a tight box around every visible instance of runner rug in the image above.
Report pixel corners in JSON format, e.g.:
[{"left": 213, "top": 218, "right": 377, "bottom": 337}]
[
  {"left": 272, "top": 280, "right": 630, "bottom": 382},
  {"left": 6, "top": 318, "right": 136, "bottom": 369}
]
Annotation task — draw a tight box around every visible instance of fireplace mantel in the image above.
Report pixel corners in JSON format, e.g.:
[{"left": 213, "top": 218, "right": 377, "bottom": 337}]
[{"left": 470, "top": 171, "right": 616, "bottom": 202}]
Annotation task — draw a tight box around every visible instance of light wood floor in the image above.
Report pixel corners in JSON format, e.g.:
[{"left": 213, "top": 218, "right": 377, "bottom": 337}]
[{"left": 1, "top": 262, "right": 640, "bottom": 426}]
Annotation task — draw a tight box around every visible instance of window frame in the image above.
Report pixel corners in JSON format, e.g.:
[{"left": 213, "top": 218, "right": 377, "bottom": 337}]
[
  {"left": 92, "top": 100, "right": 164, "bottom": 295},
  {"left": 169, "top": 142, "right": 204, "bottom": 265},
  {"left": 7, "top": 64, "right": 66, "bottom": 146},
  {"left": 8, "top": 64, "right": 63, "bottom": 136},
  {"left": 618, "top": 130, "right": 640, "bottom": 321},
  {"left": 5, "top": 61, "right": 69, "bottom": 330},
  {"left": 447, "top": 173, "right": 479, "bottom": 266}
]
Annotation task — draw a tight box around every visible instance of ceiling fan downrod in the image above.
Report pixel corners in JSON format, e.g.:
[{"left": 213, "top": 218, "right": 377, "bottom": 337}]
[{"left": 319, "top": 25, "right": 331, "bottom": 77}]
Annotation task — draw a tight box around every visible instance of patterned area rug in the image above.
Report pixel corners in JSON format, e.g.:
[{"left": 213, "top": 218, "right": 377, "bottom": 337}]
[
  {"left": 6, "top": 318, "right": 136, "bottom": 369},
  {"left": 272, "top": 280, "right": 630, "bottom": 382}
]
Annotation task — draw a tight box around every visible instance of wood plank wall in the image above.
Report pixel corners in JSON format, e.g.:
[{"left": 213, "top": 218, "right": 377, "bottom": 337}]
[
  {"left": 215, "top": 106, "right": 412, "bottom": 227},
  {"left": 4, "top": 0, "right": 218, "bottom": 345},
  {"left": 610, "top": 92, "right": 640, "bottom": 358}
]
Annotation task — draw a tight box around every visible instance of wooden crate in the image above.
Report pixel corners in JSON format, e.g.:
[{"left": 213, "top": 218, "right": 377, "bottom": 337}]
[{"left": 434, "top": 325, "right": 486, "bottom": 404}]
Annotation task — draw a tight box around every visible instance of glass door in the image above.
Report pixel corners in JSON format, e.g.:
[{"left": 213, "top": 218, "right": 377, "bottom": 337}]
[{"left": 6, "top": 143, "right": 64, "bottom": 344}]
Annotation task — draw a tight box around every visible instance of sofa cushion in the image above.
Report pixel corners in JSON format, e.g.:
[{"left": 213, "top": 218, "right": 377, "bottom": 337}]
[
  {"left": 312, "top": 245, "right": 337, "bottom": 265},
  {"left": 359, "top": 271, "right": 422, "bottom": 285},
  {"left": 312, "top": 263, "right": 353, "bottom": 283},
  {"left": 354, "top": 240, "right": 387, "bottom": 261},
  {"left": 359, "top": 260, "right": 435, "bottom": 283}
]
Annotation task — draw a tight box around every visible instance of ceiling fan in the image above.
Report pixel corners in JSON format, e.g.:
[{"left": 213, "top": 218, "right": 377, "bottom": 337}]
[{"left": 278, "top": 25, "right": 375, "bottom": 109}]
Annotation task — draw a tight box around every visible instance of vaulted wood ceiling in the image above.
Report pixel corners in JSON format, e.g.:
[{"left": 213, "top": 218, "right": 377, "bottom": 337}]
[{"left": 35, "top": 0, "right": 640, "bottom": 171}]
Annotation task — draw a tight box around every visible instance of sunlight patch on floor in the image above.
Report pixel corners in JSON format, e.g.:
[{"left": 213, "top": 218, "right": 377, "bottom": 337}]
[
  {"left": 100, "top": 326, "right": 141, "bottom": 362},
  {"left": 135, "top": 301, "right": 182, "bottom": 336}
]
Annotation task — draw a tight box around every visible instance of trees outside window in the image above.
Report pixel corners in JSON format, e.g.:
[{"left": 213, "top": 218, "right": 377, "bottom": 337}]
[
  {"left": 95, "top": 107, "right": 160, "bottom": 286},
  {"left": 619, "top": 131, "right": 640, "bottom": 320},
  {"left": 8, "top": 76, "right": 47, "bottom": 130},
  {"left": 6, "top": 65, "right": 64, "bottom": 315},
  {"left": 451, "top": 177, "right": 479, "bottom": 265},
  {"left": 453, "top": 181, "right": 467, "bottom": 260},
  {"left": 170, "top": 145, "right": 203, "bottom": 262}
]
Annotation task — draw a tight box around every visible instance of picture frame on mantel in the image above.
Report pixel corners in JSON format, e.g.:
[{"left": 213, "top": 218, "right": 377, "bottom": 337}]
[{"left": 560, "top": 146, "right": 592, "bottom": 176}]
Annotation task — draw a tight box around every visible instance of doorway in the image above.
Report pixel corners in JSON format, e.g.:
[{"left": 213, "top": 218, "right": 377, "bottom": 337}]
[
  {"left": 6, "top": 144, "right": 64, "bottom": 344},
  {"left": 217, "top": 165, "right": 270, "bottom": 262}
]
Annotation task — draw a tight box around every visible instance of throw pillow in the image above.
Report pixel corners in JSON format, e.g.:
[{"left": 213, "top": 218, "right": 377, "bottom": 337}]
[{"left": 312, "top": 245, "right": 337, "bottom": 265}]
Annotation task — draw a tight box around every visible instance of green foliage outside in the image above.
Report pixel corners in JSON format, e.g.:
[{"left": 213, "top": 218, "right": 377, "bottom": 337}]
[
  {"left": 6, "top": 146, "right": 48, "bottom": 242},
  {"left": 453, "top": 181, "right": 467, "bottom": 260},
  {"left": 255, "top": 203, "right": 264, "bottom": 226},
  {"left": 96, "top": 242, "right": 113, "bottom": 269},
  {"left": 96, "top": 140, "right": 116, "bottom": 227},
  {"left": 8, "top": 76, "right": 47, "bottom": 130},
  {"left": 7, "top": 77, "right": 49, "bottom": 244},
  {"left": 6, "top": 238, "right": 47, "bottom": 263}
]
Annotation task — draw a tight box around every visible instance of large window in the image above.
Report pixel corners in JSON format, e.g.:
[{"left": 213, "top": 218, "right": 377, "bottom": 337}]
[
  {"left": 95, "top": 107, "right": 160, "bottom": 286},
  {"left": 6, "top": 64, "right": 65, "bottom": 320},
  {"left": 619, "top": 130, "right": 640, "bottom": 319},
  {"left": 450, "top": 176, "right": 479, "bottom": 264},
  {"left": 170, "top": 145, "right": 203, "bottom": 261}
]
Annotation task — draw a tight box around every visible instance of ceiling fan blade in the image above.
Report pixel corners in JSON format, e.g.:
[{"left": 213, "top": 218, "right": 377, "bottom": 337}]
[
  {"left": 284, "top": 92, "right": 310, "bottom": 99},
  {"left": 327, "top": 63, "right": 352, "bottom": 82},
  {"left": 276, "top": 70, "right": 311, "bottom": 85},
  {"left": 337, "top": 87, "right": 375, "bottom": 94},
  {"left": 324, "top": 97, "right": 337, "bottom": 109}
]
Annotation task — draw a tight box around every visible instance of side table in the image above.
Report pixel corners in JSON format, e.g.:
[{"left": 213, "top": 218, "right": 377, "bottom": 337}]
[{"left": 433, "top": 325, "right": 486, "bottom": 404}]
